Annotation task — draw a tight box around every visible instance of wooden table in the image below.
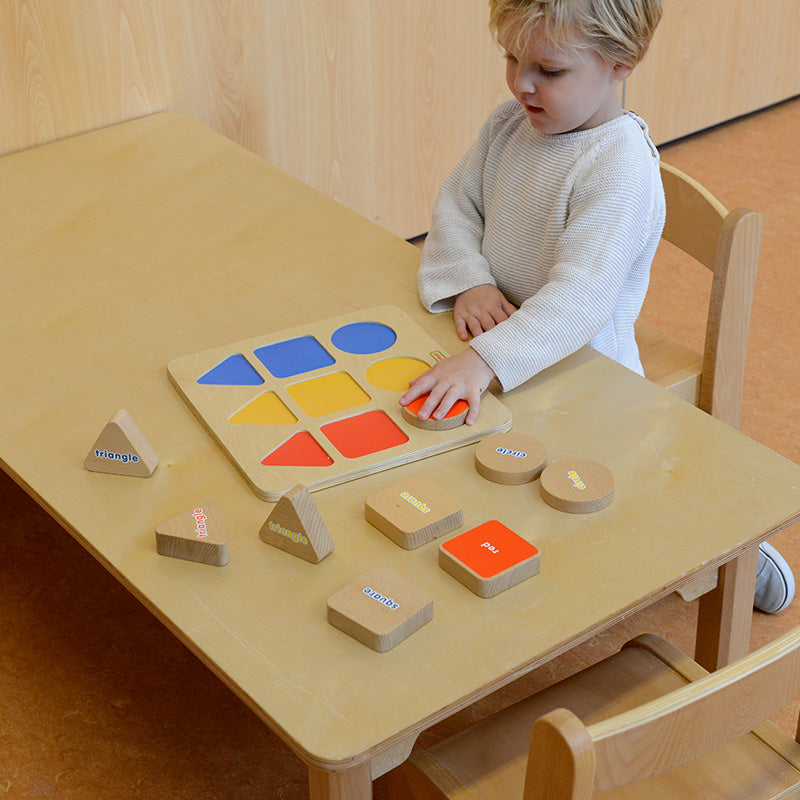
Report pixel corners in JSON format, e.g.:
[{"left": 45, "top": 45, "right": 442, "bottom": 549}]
[{"left": 2, "top": 114, "right": 799, "bottom": 799}]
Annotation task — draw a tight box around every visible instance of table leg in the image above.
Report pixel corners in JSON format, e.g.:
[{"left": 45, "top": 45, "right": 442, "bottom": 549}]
[
  {"left": 308, "top": 761, "right": 372, "bottom": 800},
  {"left": 694, "top": 545, "right": 758, "bottom": 671}
]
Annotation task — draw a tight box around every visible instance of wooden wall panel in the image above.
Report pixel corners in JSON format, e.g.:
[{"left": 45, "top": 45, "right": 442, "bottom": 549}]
[
  {"left": 625, "top": 0, "right": 800, "bottom": 145},
  {"left": 1, "top": 1, "right": 797, "bottom": 238},
  {"left": 0, "top": 0, "right": 508, "bottom": 238}
]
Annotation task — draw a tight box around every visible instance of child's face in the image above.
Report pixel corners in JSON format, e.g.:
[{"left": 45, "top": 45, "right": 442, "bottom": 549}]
[{"left": 501, "top": 24, "right": 631, "bottom": 135}]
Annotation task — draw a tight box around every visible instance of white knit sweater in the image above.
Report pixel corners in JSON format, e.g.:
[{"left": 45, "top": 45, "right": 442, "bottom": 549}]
[{"left": 418, "top": 99, "right": 666, "bottom": 391}]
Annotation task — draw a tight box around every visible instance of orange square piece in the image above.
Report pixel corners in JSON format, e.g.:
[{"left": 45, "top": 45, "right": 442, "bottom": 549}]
[{"left": 439, "top": 520, "right": 540, "bottom": 598}]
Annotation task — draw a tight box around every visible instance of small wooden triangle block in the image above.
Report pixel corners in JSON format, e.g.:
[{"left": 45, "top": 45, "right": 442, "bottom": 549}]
[
  {"left": 260, "top": 484, "right": 333, "bottom": 564},
  {"left": 156, "top": 501, "right": 229, "bottom": 566},
  {"left": 84, "top": 409, "right": 159, "bottom": 477}
]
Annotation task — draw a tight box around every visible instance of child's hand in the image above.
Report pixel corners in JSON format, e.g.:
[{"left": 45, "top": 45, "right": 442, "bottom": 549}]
[
  {"left": 454, "top": 284, "right": 517, "bottom": 341},
  {"left": 399, "top": 348, "right": 495, "bottom": 426}
]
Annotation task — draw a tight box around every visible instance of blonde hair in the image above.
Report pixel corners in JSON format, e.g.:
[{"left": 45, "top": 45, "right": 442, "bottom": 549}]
[{"left": 488, "top": 0, "right": 662, "bottom": 67}]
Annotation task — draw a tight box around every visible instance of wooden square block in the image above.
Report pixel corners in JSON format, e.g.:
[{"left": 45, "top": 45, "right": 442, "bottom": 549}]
[
  {"left": 365, "top": 475, "right": 463, "bottom": 549},
  {"left": 327, "top": 567, "right": 433, "bottom": 652},
  {"left": 439, "top": 520, "right": 540, "bottom": 598}
]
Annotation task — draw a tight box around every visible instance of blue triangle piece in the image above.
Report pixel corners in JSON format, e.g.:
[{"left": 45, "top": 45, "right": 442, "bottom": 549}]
[{"left": 197, "top": 354, "right": 264, "bottom": 386}]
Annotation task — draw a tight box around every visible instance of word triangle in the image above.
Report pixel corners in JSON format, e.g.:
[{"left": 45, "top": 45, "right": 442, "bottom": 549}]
[
  {"left": 156, "top": 501, "right": 229, "bottom": 566},
  {"left": 83, "top": 409, "right": 159, "bottom": 477},
  {"left": 260, "top": 484, "right": 333, "bottom": 564}
]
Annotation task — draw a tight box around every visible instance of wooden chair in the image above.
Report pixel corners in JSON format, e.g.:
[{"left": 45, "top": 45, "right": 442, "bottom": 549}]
[
  {"left": 636, "top": 162, "right": 763, "bottom": 430},
  {"left": 637, "top": 163, "right": 763, "bottom": 601},
  {"left": 388, "top": 627, "right": 800, "bottom": 800}
]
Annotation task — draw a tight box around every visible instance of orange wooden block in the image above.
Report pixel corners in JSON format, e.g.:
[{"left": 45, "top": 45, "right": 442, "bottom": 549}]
[
  {"left": 439, "top": 520, "right": 540, "bottom": 598},
  {"left": 365, "top": 475, "right": 463, "bottom": 549},
  {"left": 401, "top": 394, "right": 468, "bottom": 431},
  {"left": 155, "top": 501, "right": 229, "bottom": 566},
  {"left": 327, "top": 567, "right": 433, "bottom": 652},
  {"left": 540, "top": 459, "right": 614, "bottom": 514}
]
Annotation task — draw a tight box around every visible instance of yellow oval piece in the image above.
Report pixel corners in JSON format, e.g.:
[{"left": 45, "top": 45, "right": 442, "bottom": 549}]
[
  {"left": 229, "top": 392, "right": 297, "bottom": 425},
  {"left": 366, "top": 358, "right": 429, "bottom": 392}
]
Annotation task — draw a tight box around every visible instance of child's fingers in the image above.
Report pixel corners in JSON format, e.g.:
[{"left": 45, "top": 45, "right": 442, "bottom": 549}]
[
  {"left": 399, "top": 371, "right": 434, "bottom": 407},
  {"left": 416, "top": 386, "right": 449, "bottom": 420},
  {"left": 501, "top": 298, "right": 518, "bottom": 317}
]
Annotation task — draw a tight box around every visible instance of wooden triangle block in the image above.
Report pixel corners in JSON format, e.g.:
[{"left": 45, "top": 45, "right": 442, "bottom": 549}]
[
  {"left": 259, "top": 484, "right": 333, "bottom": 564},
  {"left": 156, "top": 501, "right": 229, "bottom": 566},
  {"left": 83, "top": 409, "right": 159, "bottom": 477}
]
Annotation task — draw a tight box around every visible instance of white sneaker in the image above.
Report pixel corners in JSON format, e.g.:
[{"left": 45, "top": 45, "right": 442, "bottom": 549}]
[{"left": 754, "top": 542, "right": 795, "bottom": 614}]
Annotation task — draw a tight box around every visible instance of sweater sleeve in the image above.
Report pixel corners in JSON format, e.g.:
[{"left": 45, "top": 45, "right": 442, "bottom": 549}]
[
  {"left": 416, "top": 106, "right": 513, "bottom": 312},
  {"left": 470, "top": 139, "right": 662, "bottom": 390}
]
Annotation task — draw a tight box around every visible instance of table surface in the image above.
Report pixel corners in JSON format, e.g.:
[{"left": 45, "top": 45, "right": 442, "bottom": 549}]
[{"left": 2, "top": 113, "right": 800, "bottom": 789}]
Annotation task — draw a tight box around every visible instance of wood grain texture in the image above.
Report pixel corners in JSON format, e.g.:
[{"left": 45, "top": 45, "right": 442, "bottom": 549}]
[
  {"left": 475, "top": 432, "right": 548, "bottom": 485},
  {"left": 540, "top": 460, "right": 614, "bottom": 515},
  {"left": 3, "top": 114, "right": 800, "bottom": 787},
  {"left": 2, "top": 1, "right": 798, "bottom": 237},
  {"left": 365, "top": 475, "right": 463, "bottom": 550},
  {"left": 0, "top": 0, "right": 507, "bottom": 238},
  {"left": 326, "top": 567, "right": 434, "bottom": 653},
  {"left": 625, "top": 0, "right": 800, "bottom": 144},
  {"left": 401, "top": 631, "right": 800, "bottom": 800}
]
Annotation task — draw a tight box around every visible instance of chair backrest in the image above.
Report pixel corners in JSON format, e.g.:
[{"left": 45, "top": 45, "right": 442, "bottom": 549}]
[
  {"left": 658, "top": 162, "right": 763, "bottom": 428},
  {"left": 522, "top": 627, "right": 800, "bottom": 800}
]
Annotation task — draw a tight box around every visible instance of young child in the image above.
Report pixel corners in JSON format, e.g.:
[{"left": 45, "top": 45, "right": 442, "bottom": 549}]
[
  {"left": 400, "top": 0, "right": 665, "bottom": 425},
  {"left": 400, "top": 0, "right": 795, "bottom": 616}
]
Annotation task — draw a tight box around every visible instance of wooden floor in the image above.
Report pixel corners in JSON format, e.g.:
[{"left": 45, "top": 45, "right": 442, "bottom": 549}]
[{"left": 1, "top": 95, "right": 799, "bottom": 798}]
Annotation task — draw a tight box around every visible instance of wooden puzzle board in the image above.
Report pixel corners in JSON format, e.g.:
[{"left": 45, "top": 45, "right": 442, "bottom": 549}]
[{"left": 167, "top": 306, "right": 512, "bottom": 500}]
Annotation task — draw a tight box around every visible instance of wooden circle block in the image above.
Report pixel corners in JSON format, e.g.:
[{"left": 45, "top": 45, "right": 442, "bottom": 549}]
[
  {"left": 539, "top": 459, "right": 614, "bottom": 514},
  {"left": 327, "top": 567, "right": 434, "bottom": 652},
  {"left": 155, "top": 501, "right": 229, "bottom": 566},
  {"left": 401, "top": 394, "right": 468, "bottom": 431},
  {"left": 439, "top": 520, "right": 540, "bottom": 598},
  {"left": 475, "top": 432, "right": 547, "bottom": 485},
  {"left": 365, "top": 475, "right": 463, "bottom": 549}
]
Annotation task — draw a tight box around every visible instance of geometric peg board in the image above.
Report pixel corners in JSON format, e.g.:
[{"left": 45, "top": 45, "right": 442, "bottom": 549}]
[{"left": 168, "top": 305, "right": 512, "bottom": 501}]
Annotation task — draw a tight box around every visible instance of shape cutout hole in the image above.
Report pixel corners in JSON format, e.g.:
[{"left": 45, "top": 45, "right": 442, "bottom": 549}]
[
  {"left": 331, "top": 321, "right": 397, "bottom": 355},
  {"left": 261, "top": 432, "right": 334, "bottom": 467},
  {"left": 254, "top": 336, "right": 335, "bottom": 378},
  {"left": 198, "top": 354, "right": 264, "bottom": 386},
  {"left": 321, "top": 410, "right": 409, "bottom": 459},
  {"left": 229, "top": 392, "right": 298, "bottom": 425},
  {"left": 287, "top": 372, "right": 370, "bottom": 417},
  {"left": 366, "top": 357, "right": 429, "bottom": 392}
]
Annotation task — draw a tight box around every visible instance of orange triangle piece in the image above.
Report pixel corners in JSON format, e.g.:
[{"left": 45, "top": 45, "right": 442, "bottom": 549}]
[{"left": 261, "top": 432, "right": 333, "bottom": 467}]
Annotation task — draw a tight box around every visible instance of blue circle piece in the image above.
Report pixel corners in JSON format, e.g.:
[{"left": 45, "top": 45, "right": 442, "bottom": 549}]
[{"left": 331, "top": 322, "right": 397, "bottom": 355}]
